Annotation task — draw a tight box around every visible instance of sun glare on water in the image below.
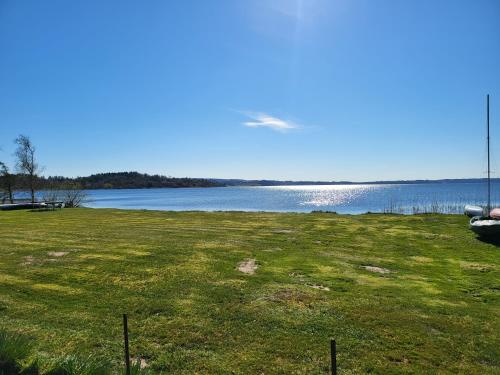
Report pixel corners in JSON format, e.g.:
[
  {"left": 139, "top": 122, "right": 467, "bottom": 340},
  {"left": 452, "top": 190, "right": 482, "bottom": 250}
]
[{"left": 265, "top": 185, "right": 384, "bottom": 207}]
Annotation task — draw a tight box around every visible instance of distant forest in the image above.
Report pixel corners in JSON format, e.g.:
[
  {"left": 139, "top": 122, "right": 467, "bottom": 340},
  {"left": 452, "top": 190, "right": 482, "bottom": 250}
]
[{"left": 44, "top": 172, "right": 222, "bottom": 189}]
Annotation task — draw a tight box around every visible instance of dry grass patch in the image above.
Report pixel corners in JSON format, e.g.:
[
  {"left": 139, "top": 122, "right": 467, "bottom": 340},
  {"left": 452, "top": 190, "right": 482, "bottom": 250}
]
[
  {"left": 307, "top": 284, "right": 330, "bottom": 291},
  {"left": 459, "top": 261, "right": 496, "bottom": 272},
  {"left": 20, "top": 255, "right": 36, "bottom": 266},
  {"left": 362, "top": 265, "right": 392, "bottom": 274},
  {"left": 410, "top": 256, "right": 433, "bottom": 263},
  {"left": 260, "top": 288, "right": 316, "bottom": 306},
  {"left": 47, "top": 251, "right": 69, "bottom": 257}
]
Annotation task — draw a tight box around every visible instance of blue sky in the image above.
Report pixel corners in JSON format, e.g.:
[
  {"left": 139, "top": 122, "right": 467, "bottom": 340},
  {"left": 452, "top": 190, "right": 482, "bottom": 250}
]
[{"left": 0, "top": 0, "right": 499, "bottom": 181}]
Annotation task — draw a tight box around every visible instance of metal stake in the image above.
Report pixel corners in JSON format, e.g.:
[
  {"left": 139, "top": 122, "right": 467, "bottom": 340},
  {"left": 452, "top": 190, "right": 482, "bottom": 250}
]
[
  {"left": 123, "top": 314, "right": 131, "bottom": 375},
  {"left": 331, "top": 339, "right": 337, "bottom": 375}
]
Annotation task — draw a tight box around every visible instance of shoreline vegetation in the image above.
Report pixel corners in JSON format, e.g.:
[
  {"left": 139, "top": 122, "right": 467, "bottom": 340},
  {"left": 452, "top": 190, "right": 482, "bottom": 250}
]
[{"left": 0, "top": 209, "right": 498, "bottom": 373}]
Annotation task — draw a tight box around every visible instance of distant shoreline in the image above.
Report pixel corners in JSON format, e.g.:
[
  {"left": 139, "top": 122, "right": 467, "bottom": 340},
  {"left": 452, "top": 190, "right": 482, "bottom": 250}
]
[
  {"left": 207, "top": 177, "right": 498, "bottom": 188},
  {"left": 21, "top": 171, "right": 499, "bottom": 191},
  {"left": 80, "top": 177, "right": 498, "bottom": 190}
]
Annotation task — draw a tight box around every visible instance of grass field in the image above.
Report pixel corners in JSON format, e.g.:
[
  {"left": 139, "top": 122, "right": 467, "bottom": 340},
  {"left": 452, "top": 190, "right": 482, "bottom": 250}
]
[{"left": 0, "top": 208, "right": 499, "bottom": 374}]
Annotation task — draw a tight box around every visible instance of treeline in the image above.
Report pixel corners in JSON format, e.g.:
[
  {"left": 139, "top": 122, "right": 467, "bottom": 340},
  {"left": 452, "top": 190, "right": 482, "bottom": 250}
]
[{"left": 45, "top": 172, "right": 223, "bottom": 189}]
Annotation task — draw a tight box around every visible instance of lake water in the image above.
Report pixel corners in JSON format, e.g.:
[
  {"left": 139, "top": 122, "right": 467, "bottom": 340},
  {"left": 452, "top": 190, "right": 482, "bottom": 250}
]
[{"left": 84, "top": 182, "right": 500, "bottom": 214}]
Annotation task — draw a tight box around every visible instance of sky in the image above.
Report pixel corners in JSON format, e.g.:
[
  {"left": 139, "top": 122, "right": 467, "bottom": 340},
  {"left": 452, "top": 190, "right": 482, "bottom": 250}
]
[{"left": 0, "top": 0, "right": 499, "bottom": 181}]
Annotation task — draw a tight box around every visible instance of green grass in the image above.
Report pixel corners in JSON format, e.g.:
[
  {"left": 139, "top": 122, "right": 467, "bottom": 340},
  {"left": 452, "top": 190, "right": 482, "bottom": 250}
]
[
  {"left": 0, "top": 330, "right": 33, "bottom": 374},
  {"left": 0, "top": 208, "right": 498, "bottom": 374}
]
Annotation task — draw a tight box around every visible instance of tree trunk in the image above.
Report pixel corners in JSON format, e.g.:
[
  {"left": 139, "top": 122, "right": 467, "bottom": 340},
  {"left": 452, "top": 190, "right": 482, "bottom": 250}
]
[
  {"left": 31, "top": 176, "right": 35, "bottom": 203},
  {"left": 30, "top": 174, "right": 36, "bottom": 203},
  {"left": 7, "top": 186, "right": 13, "bottom": 204}
]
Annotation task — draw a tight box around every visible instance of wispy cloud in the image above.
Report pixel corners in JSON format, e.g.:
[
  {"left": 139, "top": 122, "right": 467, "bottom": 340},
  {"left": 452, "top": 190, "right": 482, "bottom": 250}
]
[{"left": 241, "top": 111, "right": 299, "bottom": 133}]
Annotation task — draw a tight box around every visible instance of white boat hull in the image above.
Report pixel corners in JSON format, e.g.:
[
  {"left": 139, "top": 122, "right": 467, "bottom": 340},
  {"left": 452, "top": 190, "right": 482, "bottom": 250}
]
[
  {"left": 469, "top": 216, "right": 500, "bottom": 237},
  {"left": 464, "top": 205, "right": 485, "bottom": 217}
]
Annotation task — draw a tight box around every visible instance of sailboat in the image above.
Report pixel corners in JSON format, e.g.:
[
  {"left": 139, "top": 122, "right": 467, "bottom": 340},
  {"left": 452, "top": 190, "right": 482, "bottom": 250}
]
[{"left": 469, "top": 94, "right": 500, "bottom": 237}]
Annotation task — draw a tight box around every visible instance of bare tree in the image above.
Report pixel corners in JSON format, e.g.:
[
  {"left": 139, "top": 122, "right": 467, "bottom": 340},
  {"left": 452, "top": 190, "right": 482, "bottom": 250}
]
[
  {"left": 14, "top": 135, "right": 41, "bottom": 203},
  {"left": 41, "top": 180, "right": 87, "bottom": 208},
  {"left": 0, "top": 162, "right": 15, "bottom": 204},
  {"left": 61, "top": 182, "right": 88, "bottom": 207}
]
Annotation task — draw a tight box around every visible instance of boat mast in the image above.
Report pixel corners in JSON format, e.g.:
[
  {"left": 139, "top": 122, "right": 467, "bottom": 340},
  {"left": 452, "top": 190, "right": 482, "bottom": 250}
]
[{"left": 487, "top": 94, "right": 491, "bottom": 214}]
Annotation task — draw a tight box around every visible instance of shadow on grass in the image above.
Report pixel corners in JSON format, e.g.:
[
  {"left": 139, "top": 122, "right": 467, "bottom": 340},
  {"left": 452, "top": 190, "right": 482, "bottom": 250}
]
[
  {"left": 29, "top": 209, "right": 62, "bottom": 213},
  {"left": 476, "top": 236, "right": 500, "bottom": 247}
]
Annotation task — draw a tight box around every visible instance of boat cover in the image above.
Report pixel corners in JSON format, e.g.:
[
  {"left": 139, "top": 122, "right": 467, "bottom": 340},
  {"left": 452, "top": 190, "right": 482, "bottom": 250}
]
[{"left": 490, "top": 208, "right": 500, "bottom": 219}]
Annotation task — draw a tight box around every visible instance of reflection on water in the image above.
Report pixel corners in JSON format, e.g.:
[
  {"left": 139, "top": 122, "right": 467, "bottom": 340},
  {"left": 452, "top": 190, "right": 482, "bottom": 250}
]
[
  {"left": 266, "top": 185, "right": 381, "bottom": 206},
  {"left": 84, "top": 182, "right": 500, "bottom": 214}
]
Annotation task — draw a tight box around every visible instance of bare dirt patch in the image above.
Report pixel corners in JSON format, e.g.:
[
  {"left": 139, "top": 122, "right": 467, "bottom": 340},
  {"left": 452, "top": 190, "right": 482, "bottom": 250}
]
[
  {"left": 238, "top": 259, "right": 258, "bottom": 275},
  {"left": 362, "top": 265, "right": 391, "bottom": 274},
  {"left": 48, "top": 251, "right": 69, "bottom": 257}
]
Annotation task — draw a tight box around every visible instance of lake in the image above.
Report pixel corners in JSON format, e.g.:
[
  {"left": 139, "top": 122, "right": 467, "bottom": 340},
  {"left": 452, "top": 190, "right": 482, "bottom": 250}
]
[{"left": 84, "top": 182, "right": 500, "bottom": 214}]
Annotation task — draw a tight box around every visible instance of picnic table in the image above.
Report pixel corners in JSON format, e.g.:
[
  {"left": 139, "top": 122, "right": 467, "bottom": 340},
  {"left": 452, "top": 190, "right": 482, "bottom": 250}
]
[{"left": 41, "top": 201, "right": 65, "bottom": 210}]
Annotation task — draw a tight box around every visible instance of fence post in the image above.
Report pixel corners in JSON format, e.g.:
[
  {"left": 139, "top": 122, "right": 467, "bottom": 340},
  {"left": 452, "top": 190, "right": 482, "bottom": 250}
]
[
  {"left": 123, "top": 314, "right": 131, "bottom": 375},
  {"left": 331, "top": 339, "right": 337, "bottom": 375}
]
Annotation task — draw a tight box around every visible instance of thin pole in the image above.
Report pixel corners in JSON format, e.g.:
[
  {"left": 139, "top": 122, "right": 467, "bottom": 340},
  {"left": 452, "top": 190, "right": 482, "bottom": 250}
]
[
  {"left": 331, "top": 339, "right": 337, "bottom": 375},
  {"left": 123, "top": 314, "right": 131, "bottom": 375},
  {"left": 487, "top": 94, "right": 491, "bottom": 214}
]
